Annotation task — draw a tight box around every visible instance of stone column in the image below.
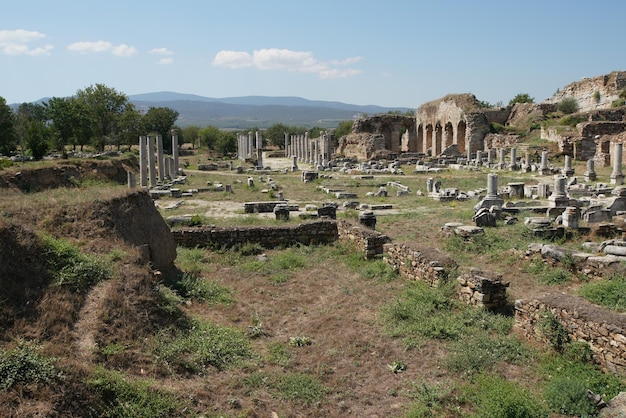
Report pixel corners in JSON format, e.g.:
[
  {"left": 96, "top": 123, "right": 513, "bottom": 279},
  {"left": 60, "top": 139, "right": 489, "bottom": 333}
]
[
  {"left": 426, "top": 177, "right": 435, "bottom": 193},
  {"left": 256, "top": 131, "right": 263, "bottom": 169},
  {"left": 611, "top": 142, "right": 624, "bottom": 185},
  {"left": 292, "top": 155, "right": 299, "bottom": 172},
  {"left": 523, "top": 152, "right": 531, "bottom": 172},
  {"left": 127, "top": 171, "right": 136, "bottom": 188},
  {"left": 548, "top": 176, "right": 569, "bottom": 207},
  {"left": 562, "top": 207, "right": 578, "bottom": 229},
  {"left": 139, "top": 135, "right": 148, "bottom": 187},
  {"left": 498, "top": 148, "right": 506, "bottom": 169},
  {"left": 248, "top": 132, "right": 254, "bottom": 160},
  {"left": 539, "top": 150, "right": 550, "bottom": 175},
  {"left": 304, "top": 132, "right": 310, "bottom": 163},
  {"left": 508, "top": 148, "right": 518, "bottom": 170},
  {"left": 487, "top": 148, "right": 494, "bottom": 166},
  {"left": 475, "top": 173, "right": 504, "bottom": 210},
  {"left": 476, "top": 150, "right": 483, "bottom": 166},
  {"left": 584, "top": 159, "right": 597, "bottom": 182},
  {"left": 147, "top": 135, "right": 156, "bottom": 187},
  {"left": 172, "top": 129, "right": 179, "bottom": 177},
  {"left": 284, "top": 132, "right": 290, "bottom": 158},
  {"left": 157, "top": 134, "right": 165, "bottom": 182},
  {"left": 562, "top": 155, "right": 574, "bottom": 177}
]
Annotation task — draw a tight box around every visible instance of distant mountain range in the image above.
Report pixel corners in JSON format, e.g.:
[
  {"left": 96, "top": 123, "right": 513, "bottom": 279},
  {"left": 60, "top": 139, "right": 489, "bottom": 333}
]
[
  {"left": 10, "top": 91, "right": 411, "bottom": 129},
  {"left": 127, "top": 92, "right": 411, "bottom": 129}
]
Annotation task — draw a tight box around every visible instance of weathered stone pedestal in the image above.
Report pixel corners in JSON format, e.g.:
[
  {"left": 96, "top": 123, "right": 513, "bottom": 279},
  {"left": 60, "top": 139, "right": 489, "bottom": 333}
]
[{"left": 359, "top": 211, "right": 377, "bottom": 229}]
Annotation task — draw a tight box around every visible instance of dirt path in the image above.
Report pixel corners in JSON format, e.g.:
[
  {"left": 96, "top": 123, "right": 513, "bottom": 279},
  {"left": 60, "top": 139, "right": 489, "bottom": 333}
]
[{"left": 72, "top": 279, "right": 115, "bottom": 362}]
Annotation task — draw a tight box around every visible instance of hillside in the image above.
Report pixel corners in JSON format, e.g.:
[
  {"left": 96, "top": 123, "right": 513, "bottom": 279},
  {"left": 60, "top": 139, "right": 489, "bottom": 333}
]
[{"left": 128, "top": 92, "right": 411, "bottom": 129}]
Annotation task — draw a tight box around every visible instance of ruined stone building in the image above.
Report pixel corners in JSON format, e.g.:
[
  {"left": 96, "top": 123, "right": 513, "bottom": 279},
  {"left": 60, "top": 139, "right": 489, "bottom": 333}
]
[{"left": 337, "top": 71, "right": 626, "bottom": 164}]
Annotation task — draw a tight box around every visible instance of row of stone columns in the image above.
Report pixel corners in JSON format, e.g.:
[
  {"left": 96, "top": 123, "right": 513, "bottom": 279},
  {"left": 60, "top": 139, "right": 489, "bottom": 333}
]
[
  {"left": 136, "top": 131, "right": 180, "bottom": 188},
  {"left": 236, "top": 131, "right": 264, "bottom": 168},
  {"left": 284, "top": 131, "right": 332, "bottom": 168}
]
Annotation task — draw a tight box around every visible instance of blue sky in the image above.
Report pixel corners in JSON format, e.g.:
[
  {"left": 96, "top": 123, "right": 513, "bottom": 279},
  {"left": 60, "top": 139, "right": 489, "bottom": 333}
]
[{"left": 2, "top": 0, "right": 625, "bottom": 108}]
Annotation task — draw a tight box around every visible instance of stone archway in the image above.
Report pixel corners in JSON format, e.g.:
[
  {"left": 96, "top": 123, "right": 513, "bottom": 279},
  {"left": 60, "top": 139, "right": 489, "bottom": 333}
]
[
  {"left": 457, "top": 120, "right": 467, "bottom": 154},
  {"left": 417, "top": 124, "right": 424, "bottom": 153},
  {"left": 435, "top": 123, "right": 443, "bottom": 155},
  {"left": 425, "top": 124, "right": 433, "bottom": 155},
  {"left": 444, "top": 122, "right": 454, "bottom": 148}
]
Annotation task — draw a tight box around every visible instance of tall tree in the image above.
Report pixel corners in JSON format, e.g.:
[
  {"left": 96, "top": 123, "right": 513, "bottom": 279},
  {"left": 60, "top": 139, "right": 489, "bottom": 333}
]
[
  {"left": 75, "top": 84, "right": 129, "bottom": 151},
  {"left": 14, "top": 103, "right": 48, "bottom": 159},
  {"left": 117, "top": 103, "right": 143, "bottom": 151},
  {"left": 142, "top": 106, "right": 179, "bottom": 150},
  {"left": 181, "top": 125, "right": 200, "bottom": 149},
  {"left": 0, "top": 97, "right": 17, "bottom": 156}
]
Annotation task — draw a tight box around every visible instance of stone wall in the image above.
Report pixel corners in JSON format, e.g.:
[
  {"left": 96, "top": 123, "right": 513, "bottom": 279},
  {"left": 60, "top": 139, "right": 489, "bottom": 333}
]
[
  {"left": 515, "top": 294, "right": 626, "bottom": 375},
  {"left": 383, "top": 242, "right": 457, "bottom": 287},
  {"left": 172, "top": 220, "right": 339, "bottom": 250},
  {"left": 336, "top": 220, "right": 390, "bottom": 259},
  {"left": 544, "top": 71, "right": 626, "bottom": 112}
]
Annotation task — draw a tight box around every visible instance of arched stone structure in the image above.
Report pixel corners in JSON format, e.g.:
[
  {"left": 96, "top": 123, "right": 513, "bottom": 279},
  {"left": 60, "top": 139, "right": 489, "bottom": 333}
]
[{"left": 416, "top": 94, "right": 499, "bottom": 158}]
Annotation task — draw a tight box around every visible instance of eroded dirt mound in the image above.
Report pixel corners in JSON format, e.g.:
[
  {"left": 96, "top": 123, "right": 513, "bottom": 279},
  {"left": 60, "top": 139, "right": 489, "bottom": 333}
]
[
  {"left": 0, "top": 222, "right": 51, "bottom": 336},
  {"left": 0, "top": 155, "right": 138, "bottom": 192}
]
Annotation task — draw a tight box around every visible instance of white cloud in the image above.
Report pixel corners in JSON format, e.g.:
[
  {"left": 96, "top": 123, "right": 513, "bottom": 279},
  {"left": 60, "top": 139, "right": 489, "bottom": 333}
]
[
  {"left": 67, "top": 40, "right": 137, "bottom": 56},
  {"left": 212, "top": 48, "right": 361, "bottom": 79},
  {"left": 150, "top": 47, "right": 173, "bottom": 55},
  {"left": 158, "top": 57, "right": 174, "bottom": 65},
  {"left": 212, "top": 50, "right": 252, "bottom": 69},
  {"left": 0, "top": 29, "right": 53, "bottom": 56}
]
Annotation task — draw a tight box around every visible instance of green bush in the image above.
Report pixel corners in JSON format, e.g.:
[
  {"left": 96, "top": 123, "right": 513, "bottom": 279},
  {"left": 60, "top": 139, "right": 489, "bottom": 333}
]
[
  {"left": 0, "top": 343, "right": 58, "bottom": 391},
  {"left": 0, "top": 159, "right": 14, "bottom": 169},
  {"left": 544, "top": 376, "right": 597, "bottom": 416},
  {"left": 578, "top": 273, "right": 626, "bottom": 311},
  {"left": 559, "top": 115, "right": 586, "bottom": 127},
  {"left": 171, "top": 272, "right": 233, "bottom": 305},
  {"left": 467, "top": 373, "right": 548, "bottom": 418},
  {"left": 557, "top": 97, "right": 579, "bottom": 114},
  {"left": 42, "top": 235, "right": 111, "bottom": 292}
]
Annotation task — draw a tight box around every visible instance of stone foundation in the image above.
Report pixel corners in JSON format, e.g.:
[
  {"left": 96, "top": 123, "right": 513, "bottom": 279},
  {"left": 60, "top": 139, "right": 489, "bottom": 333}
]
[
  {"left": 383, "top": 242, "right": 457, "bottom": 287},
  {"left": 515, "top": 294, "right": 626, "bottom": 375}
]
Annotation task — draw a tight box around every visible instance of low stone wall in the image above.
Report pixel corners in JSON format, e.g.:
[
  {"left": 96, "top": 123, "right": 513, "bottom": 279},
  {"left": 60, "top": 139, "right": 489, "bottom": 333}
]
[
  {"left": 383, "top": 242, "right": 457, "bottom": 287},
  {"left": 336, "top": 220, "right": 390, "bottom": 259},
  {"left": 457, "top": 269, "right": 509, "bottom": 309},
  {"left": 243, "top": 201, "right": 298, "bottom": 213},
  {"left": 515, "top": 294, "right": 626, "bottom": 375},
  {"left": 173, "top": 220, "right": 338, "bottom": 249}
]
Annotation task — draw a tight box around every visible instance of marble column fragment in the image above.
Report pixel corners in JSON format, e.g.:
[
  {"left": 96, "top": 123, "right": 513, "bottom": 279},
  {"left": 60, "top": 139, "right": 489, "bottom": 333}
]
[
  {"left": 611, "top": 142, "right": 624, "bottom": 185},
  {"left": 157, "top": 134, "right": 165, "bottom": 182},
  {"left": 147, "top": 135, "right": 156, "bottom": 187},
  {"left": 139, "top": 135, "right": 148, "bottom": 187},
  {"left": 584, "top": 159, "right": 597, "bottom": 181},
  {"left": 172, "top": 130, "right": 179, "bottom": 177}
]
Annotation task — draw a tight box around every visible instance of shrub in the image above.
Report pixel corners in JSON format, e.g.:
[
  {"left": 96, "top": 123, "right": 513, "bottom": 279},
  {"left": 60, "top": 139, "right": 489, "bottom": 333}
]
[
  {"left": 544, "top": 376, "right": 597, "bottom": 416},
  {"left": 557, "top": 97, "right": 579, "bottom": 114},
  {"left": 467, "top": 373, "right": 548, "bottom": 417},
  {"left": 42, "top": 234, "right": 112, "bottom": 292},
  {"left": 170, "top": 272, "right": 233, "bottom": 305},
  {"left": 447, "top": 334, "right": 532, "bottom": 378},
  {"left": 509, "top": 93, "right": 534, "bottom": 105},
  {"left": 559, "top": 115, "right": 586, "bottom": 127},
  {"left": 538, "top": 312, "right": 569, "bottom": 352},
  {"left": 0, "top": 342, "right": 58, "bottom": 391}
]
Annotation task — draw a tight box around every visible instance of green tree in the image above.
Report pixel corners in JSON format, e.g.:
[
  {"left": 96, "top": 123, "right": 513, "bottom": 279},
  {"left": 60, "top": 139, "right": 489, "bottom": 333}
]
[
  {"left": 264, "top": 123, "right": 290, "bottom": 149},
  {"left": 117, "top": 103, "right": 143, "bottom": 151},
  {"left": 199, "top": 125, "right": 223, "bottom": 151},
  {"left": 333, "top": 120, "right": 354, "bottom": 139},
  {"left": 182, "top": 125, "right": 201, "bottom": 149},
  {"left": 0, "top": 97, "right": 17, "bottom": 156},
  {"left": 75, "top": 84, "right": 129, "bottom": 151},
  {"left": 509, "top": 93, "right": 535, "bottom": 105},
  {"left": 14, "top": 103, "right": 48, "bottom": 159},
  {"left": 214, "top": 131, "right": 237, "bottom": 156},
  {"left": 142, "top": 106, "right": 179, "bottom": 150},
  {"left": 557, "top": 97, "right": 579, "bottom": 115}
]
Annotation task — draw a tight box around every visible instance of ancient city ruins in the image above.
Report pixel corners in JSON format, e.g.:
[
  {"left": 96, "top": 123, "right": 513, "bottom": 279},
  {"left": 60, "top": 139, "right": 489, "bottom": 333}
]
[{"left": 126, "top": 71, "right": 626, "bottom": 385}]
